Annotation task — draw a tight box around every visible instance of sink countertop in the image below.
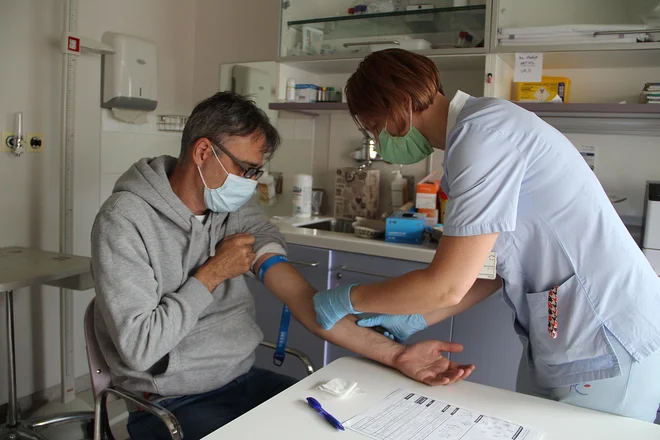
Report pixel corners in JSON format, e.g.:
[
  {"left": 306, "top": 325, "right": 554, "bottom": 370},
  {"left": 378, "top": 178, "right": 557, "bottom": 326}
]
[
  {"left": 270, "top": 216, "right": 437, "bottom": 264},
  {"left": 270, "top": 214, "right": 645, "bottom": 266}
]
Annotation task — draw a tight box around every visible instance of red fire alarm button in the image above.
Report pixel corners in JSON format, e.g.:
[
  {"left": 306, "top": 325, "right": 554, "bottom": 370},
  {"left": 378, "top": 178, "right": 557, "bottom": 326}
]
[{"left": 67, "top": 36, "right": 80, "bottom": 53}]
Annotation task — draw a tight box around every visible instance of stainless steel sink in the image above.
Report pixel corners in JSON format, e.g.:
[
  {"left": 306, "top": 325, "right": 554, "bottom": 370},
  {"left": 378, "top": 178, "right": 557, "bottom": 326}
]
[{"left": 296, "top": 219, "right": 354, "bottom": 234}]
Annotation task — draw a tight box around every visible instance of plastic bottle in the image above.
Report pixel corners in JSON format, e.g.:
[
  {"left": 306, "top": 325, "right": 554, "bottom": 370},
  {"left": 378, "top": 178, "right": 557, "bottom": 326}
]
[
  {"left": 292, "top": 174, "right": 313, "bottom": 217},
  {"left": 391, "top": 168, "right": 409, "bottom": 210},
  {"left": 257, "top": 171, "right": 276, "bottom": 205},
  {"left": 286, "top": 78, "right": 297, "bottom": 102}
]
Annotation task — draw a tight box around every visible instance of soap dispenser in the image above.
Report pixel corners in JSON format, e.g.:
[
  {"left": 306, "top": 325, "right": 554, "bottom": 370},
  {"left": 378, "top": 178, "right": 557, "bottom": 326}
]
[{"left": 391, "top": 167, "right": 409, "bottom": 210}]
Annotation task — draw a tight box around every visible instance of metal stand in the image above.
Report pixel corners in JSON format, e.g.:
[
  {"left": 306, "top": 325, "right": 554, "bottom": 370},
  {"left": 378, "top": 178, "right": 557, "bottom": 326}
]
[{"left": 0, "top": 291, "right": 94, "bottom": 439}]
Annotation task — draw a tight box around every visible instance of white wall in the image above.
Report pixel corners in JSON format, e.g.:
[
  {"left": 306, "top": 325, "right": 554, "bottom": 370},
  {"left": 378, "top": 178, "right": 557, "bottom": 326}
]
[
  {"left": 0, "top": 0, "right": 65, "bottom": 406},
  {"left": 192, "top": 0, "right": 280, "bottom": 104},
  {"left": 0, "top": 0, "right": 197, "bottom": 406}
]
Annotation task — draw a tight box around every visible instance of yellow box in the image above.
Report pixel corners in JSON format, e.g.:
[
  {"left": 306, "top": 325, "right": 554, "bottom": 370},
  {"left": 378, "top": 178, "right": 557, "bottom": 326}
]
[{"left": 512, "top": 76, "right": 571, "bottom": 103}]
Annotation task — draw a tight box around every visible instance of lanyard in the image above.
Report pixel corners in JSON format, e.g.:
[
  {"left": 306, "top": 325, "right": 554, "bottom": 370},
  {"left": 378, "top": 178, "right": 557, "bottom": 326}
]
[{"left": 274, "top": 304, "right": 291, "bottom": 366}]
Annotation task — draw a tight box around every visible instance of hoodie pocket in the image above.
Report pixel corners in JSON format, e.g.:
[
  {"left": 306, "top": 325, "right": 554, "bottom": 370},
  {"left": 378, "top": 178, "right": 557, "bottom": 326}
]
[{"left": 153, "top": 310, "right": 263, "bottom": 396}]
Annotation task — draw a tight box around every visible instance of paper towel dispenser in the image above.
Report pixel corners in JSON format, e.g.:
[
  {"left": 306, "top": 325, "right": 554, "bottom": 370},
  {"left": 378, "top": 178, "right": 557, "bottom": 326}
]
[{"left": 101, "top": 32, "right": 158, "bottom": 111}]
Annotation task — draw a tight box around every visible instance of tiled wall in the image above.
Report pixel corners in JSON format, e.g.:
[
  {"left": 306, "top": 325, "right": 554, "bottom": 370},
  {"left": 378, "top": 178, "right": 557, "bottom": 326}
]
[{"left": 99, "top": 110, "right": 181, "bottom": 204}]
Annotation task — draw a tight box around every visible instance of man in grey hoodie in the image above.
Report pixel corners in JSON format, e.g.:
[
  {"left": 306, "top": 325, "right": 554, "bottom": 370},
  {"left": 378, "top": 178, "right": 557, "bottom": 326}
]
[{"left": 91, "top": 92, "right": 474, "bottom": 440}]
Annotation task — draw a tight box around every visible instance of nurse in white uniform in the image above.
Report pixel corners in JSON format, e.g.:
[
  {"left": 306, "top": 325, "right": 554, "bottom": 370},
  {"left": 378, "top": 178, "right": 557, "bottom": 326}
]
[{"left": 312, "top": 49, "right": 660, "bottom": 422}]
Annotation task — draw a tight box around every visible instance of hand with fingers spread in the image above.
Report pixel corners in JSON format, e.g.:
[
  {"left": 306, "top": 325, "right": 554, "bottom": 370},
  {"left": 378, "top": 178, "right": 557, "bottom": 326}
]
[
  {"left": 393, "top": 340, "right": 475, "bottom": 386},
  {"left": 194, "top": 233, "right": 256, "bottom": 292}
]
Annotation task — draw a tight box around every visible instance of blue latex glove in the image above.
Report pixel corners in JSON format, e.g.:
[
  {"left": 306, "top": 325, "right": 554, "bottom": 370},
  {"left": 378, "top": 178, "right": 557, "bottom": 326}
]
[
  {"left": 313, "top": 284, "right": 360, "bottom": 330},
  {"left": 357, "top": 314, "right": 428, "bottom": 342}
]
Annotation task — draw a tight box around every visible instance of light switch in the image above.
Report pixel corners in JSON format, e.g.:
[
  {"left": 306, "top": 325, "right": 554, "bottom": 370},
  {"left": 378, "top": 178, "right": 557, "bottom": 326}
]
[{"left": 27, "top": 133, "right": 44, "bottom": 153}]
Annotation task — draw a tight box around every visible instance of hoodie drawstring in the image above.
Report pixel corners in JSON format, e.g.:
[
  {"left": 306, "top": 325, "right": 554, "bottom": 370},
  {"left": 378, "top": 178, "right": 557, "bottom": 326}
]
[
  {"left": 209, "top": 216, "right": 217, "bottom": 257},
  {"left": 182, "top": 217, "right": 198, "bottom": 285}
]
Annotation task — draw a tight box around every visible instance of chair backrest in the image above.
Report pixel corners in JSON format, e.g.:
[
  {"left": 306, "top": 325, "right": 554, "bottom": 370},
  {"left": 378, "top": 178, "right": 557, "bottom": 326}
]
[{"left": 84, "top": 298, "right": 113, "bottom": 401}]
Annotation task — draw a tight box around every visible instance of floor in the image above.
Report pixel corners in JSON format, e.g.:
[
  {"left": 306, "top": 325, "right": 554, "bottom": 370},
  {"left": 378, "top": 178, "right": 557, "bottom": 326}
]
[{"left": 28, "top": 389, "right": 129, "bottom": 440}]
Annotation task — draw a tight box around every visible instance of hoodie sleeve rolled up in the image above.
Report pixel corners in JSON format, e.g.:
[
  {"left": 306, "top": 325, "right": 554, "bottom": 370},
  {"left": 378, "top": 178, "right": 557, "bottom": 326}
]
[
  {"left": 92, "top": 208, "right": 213, "bottom": 372},
  {"left": 238, "top": 201, "right": 287, "bottom": 260}
]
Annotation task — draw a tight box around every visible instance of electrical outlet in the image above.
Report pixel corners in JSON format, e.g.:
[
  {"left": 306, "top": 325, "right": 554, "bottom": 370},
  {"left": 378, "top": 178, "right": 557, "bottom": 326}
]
[
  {"left": 1, "top": 132, "right": 13, "bottom": 153},
  {"left": 27, "top": 133, "right": 44, "bottom": 153}
]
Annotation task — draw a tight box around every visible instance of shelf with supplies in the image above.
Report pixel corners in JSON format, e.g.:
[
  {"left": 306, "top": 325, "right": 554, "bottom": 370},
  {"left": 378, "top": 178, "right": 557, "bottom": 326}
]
[
  {"left": 270, "top": 101, "right": 660, "bottom": 116},
  {"left": 287, "top": 5, "right": 487, "bottom": 42},
  {"left": 516, "top": 102, "right": 660, "bottom": 116},
  {"left": 269, "top": 101, "right": 660, "bottom": 135},
  {"left": 268, "top": 102, "right": 348, "bottom": 117}
]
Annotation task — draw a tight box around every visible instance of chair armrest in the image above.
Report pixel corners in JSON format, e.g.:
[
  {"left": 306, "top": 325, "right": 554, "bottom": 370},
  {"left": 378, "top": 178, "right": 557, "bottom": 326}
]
[
  {"left": 95, "top": 386, "right": 183, "bottom": 440},
  {"left": 260, "top": 340, "right": 315, "bottom": 376}
]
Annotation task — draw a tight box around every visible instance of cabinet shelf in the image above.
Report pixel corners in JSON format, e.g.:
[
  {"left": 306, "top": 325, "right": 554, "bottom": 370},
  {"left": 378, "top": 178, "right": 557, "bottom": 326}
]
[
  {"left": 288, "top": 5, "right": 486, "bottom": 41},
  {"left": 496, "top": 46, "right": 660, "bottom": 69},
  {"left": 516, "top": 102, "right": 660, "bottom": 117},
  {"left": 271, "top": 101, "right": 660, "bottom": 117},
  {"left": 277, "top": 50, "right": 487, "bottom": 74},
  {"left": 270, "top": 101, "right": 660, "bottom": 135}
]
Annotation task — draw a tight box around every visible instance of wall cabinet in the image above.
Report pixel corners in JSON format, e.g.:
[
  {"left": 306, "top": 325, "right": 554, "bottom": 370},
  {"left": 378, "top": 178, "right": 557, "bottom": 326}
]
[
  {"left": 250, "top": 244, "right": 524, "bottom": 391},
  {"left": 280, "top": 1, "right": 490, "bottom": 59}
]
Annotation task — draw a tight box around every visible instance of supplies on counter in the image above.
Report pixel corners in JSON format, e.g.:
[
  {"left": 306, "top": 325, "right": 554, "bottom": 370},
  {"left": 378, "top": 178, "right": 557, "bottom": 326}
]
[
  {"left": 334, "top": 168, "right": 380, "bottom": 220},
  {"left": 292, "top": 174, "right": 313, "bottom": 217},
  {"left": 640, "top": 82, "right": 660, "bottom": 104},
  {"left": 498, "top": 24, "right": 649, "bottom": 46},
  {"left": 415, "top": 172, "right": 440, "bottom": 227},
  {"left": 390, "top": 168, "right": 409, "bottom": 210},
  {"left": 512, "top": 76, "right": 571, "bottom": 103},
  {"left": 385, "top": 212, "right": 426, "bottom": 244},
  {"left": 257, "top": 171, "right": 276, "bottom": 206},
  {"left": 352, "top": 217, "right": 387, "bottom": 240}
]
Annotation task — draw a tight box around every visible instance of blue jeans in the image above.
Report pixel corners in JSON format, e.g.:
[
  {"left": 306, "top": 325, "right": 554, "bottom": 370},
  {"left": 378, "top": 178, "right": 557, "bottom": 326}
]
[{"left": 127, "top": 368, "right": 297, "bottom": 440}]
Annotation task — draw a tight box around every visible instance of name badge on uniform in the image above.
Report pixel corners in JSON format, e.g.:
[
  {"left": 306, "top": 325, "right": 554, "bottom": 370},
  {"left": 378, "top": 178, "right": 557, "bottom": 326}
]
[{"left": 478, "top": 252, "right": 497, "bottom": 280}]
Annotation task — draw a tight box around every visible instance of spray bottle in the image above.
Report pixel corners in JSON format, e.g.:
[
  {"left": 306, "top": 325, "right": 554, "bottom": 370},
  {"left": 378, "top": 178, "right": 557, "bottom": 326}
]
[{"left": 391, "top": 167, "right": 409, "bottom": 210}]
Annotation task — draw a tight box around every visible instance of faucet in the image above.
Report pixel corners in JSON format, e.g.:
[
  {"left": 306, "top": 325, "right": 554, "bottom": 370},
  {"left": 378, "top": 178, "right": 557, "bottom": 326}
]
[{"left": 353, "top": 128, "right": 382, "bottom": 169}]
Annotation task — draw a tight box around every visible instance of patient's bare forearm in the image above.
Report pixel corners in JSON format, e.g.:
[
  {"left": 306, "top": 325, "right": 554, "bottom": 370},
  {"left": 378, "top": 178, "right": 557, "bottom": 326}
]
[
  {"left": 423, "top": 277, "right": 502, "bottom": 326},
  {"left": 260, "top": 261, "right": 404, "bottom": 367}
]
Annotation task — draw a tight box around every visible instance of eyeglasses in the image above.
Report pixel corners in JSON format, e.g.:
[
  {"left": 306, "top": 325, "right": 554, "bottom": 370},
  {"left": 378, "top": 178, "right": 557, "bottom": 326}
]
[{"left": 210, "top": 140, "right": 264, "bottom": 180}]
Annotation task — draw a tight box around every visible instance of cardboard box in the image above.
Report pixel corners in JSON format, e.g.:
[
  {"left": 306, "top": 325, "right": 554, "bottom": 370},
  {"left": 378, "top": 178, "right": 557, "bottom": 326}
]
[
  {"left": 416, "top": 176, "right": 440, "bottom": 227},
  {"left": 295, "top": 84, "right": 318, "bottom": 103},
  {"left": 385, "top": 212, "right": 427, "bottom": 244},
  {"left": 512, "top": 76, "right": 571, "bottom": 103},
  {"left": 334, "top": 168, "right": 380, "bottom": 220}
]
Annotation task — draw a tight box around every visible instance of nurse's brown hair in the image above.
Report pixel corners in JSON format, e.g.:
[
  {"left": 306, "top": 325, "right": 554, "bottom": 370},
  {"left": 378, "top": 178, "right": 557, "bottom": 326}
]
[{"left": 345, "top": 49, "right": 443, "bottom": 135}]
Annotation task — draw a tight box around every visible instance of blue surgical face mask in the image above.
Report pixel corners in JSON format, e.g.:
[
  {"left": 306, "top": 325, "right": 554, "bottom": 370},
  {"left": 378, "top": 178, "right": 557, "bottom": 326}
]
[
  {"left": 197, "top": 147, "right": 257, "bottom": 213},
  {"left": 377, "top": 110, "right": 434, "bottom": 165}
]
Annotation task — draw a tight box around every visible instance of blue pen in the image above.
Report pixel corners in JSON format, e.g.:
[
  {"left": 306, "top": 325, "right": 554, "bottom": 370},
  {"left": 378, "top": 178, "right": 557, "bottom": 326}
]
[{"left": 306, "top": 397, "right": 345, "bottom": 431}]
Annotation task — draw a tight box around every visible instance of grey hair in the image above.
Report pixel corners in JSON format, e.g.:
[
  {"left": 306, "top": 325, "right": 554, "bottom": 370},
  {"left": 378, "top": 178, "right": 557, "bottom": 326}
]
[{"left": 180, "top": 91, "right": 281, "bottom": 161}]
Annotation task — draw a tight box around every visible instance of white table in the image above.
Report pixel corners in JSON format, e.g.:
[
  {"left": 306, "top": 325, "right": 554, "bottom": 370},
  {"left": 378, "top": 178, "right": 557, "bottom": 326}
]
[
  {"left": 206, "top": 356, "right": 660, "bottom": 440},
  {"left": 0, "top": 247, "right": 94, "bottom": 440}
]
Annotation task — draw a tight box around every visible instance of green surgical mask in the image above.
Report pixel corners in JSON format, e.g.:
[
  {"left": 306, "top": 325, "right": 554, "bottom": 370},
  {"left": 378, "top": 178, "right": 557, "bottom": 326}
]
[{"left": 377, "top": 111, "right": 434, "bottom": 164}]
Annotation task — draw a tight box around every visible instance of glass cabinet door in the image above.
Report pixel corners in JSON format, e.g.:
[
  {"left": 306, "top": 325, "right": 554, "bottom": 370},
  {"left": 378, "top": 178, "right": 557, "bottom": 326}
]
[
  {"left": 493, "top": 0, "right": 660, "bottom": 51},
  {"left": 280, "top": 0, "right": 489, "bottom": 58}
]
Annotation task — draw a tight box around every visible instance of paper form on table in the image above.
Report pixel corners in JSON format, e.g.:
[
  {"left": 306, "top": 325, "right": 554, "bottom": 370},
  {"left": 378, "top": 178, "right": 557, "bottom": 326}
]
[{"left": 344, "top": 389, "right": 544, "bottom": 440}]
